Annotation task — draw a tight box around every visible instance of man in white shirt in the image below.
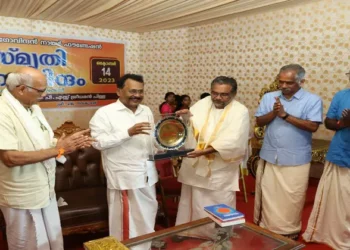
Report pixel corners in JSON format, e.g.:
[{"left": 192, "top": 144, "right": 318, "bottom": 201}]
[
  {"left": 175, "top": 76, "right": 250, "bottom": 238},
  {"left": 89, "top": 74, "right": 158, "bottom": 249},
  {"left": 0, "top": 67, "right": 93, "bottom": 250}
]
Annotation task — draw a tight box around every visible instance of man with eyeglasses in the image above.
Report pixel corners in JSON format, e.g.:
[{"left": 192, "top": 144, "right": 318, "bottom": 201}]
[
  {"left": 253, "top": 64, "right": 323, "bottom": 240},
  {"left": 302, "top": 70, "right": 350, "bottom": 249},
  {"left": 0, "top": 67, "right": 93, "bottom": 250},
  {"left": 175, "top": 76, "right": 250, "bottom": 238},
  {"left": 89, "top": 74, "right": 158, "bottom": 250}
]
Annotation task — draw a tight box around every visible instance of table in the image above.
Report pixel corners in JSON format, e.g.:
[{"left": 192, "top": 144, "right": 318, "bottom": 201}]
[{"left": 121, "top": 217, "right": 304, "bottom": 249}]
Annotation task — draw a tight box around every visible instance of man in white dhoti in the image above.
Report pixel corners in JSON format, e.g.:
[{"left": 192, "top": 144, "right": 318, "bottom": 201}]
[
  {"left": 89, "top": 74, "right": 158, "bottom": 250},
  {"left": 253, "top": 64, "right": 323, "bottom": 240},
  {"left": 0, "top": 67, "right": 93, "bottom": 250},
  {"left": 302, "top": 72, "right": 350, "bottom": 249},
  {"left": 175, "top": 76, "right": 250, "bottom": 238}
]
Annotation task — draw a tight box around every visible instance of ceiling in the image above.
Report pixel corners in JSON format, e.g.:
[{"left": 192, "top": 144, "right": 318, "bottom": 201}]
[{"left": 0, "top": 0, "right": 314, "bottom": 32}]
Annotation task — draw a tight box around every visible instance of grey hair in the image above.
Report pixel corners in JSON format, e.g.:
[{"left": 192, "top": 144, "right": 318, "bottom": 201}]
[
  {"left": 6, "top": 72, "right": 33, "bottom": 91},
  {"left": 279, "top": 64, "right": 306, "bottom": 83},
  {"left": 211, "top": 76, "right": 238, "bottom": 93}
]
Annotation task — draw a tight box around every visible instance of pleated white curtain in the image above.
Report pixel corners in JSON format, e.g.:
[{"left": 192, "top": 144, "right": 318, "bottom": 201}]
[{"left": 0, "top": 0, "right": 308, "bottom": 32}]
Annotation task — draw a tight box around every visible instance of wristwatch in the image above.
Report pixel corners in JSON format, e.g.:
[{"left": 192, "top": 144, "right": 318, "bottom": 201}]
[{"left": 282, "top": 113, "right": 289, "bottom": 120}]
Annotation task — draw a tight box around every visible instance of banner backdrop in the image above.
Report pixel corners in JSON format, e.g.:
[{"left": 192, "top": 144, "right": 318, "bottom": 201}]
[{"left": 0, "top": 33, "right": 125, "bottom": 108}]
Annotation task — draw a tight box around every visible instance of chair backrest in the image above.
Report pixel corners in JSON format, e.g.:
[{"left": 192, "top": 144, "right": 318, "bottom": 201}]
[
  {"left": 253, "top": 76, "right": 279, "bottom": 145},
  {"left": 54, "top": 121, "right": 105, "bottom": 192},
  {"left": 54, "top": 120, "right": 87, "bottom": 137},
  {"left": 55, "top": 147, "right": 104, "bottom": 192}
]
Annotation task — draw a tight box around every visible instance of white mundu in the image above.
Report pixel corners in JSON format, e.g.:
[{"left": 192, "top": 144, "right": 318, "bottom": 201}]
[
  {"left": 176, "top": 96, "right": 250, "bottom": 237},
  {"left": 90, "top": 99, "right": 158, "bottom": 250},
  {"left": 254, "top": 159, "right": 310, "bottom": 239},
  {"left": 0, "top": 88, "right": 63, "bottom": 250},
  {"left": 302, "top": 161, "right": 350, "bottom": 250}
]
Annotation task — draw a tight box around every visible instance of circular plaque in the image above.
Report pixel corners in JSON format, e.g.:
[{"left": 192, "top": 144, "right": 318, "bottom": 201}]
[{"left": 154, "top": 116, "right": 187, "bottom": 150}]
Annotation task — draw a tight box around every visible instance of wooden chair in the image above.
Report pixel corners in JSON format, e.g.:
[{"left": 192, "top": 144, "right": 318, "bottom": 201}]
[{"left": 53, "top": 120, "right": 86, "bottom": 137}]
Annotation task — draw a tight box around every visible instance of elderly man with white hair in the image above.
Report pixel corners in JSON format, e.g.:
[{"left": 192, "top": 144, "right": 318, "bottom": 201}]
[
  {"left": 253, "top": 64, "right": 323, "bottom": 240},
  {"left": 0, "top": 67, "right": 93, "bottom": 250}
]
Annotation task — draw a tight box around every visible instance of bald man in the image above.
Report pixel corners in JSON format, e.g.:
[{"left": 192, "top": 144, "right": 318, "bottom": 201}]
[{"left": 0, "top": 67, "right": 93, "bottom": 250}]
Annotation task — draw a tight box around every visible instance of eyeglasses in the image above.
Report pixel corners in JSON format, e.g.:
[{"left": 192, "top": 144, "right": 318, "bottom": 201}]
[
  {"left": 211, "top": 91, "right": 231, "bottom": 98},
  {"left": 25, "top": 85, "right": 46, "bottom": 94},
  {"left": 129, "top": 89, "right": 144, "bottom": 95}
]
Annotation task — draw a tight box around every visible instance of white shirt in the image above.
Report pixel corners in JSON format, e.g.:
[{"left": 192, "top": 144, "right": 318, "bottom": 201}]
[{"left": 89, "top": 100, "right": 158, "bottom": 190}]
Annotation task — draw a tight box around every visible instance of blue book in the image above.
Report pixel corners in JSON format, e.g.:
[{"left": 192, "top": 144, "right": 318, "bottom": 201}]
[{"left": 204, "top": 204, "right": 244, "bottom": 221}]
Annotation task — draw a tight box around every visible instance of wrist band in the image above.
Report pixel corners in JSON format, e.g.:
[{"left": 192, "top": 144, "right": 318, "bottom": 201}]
[{"left": 56, "top": 148, "right": 65, "bottom": 158}]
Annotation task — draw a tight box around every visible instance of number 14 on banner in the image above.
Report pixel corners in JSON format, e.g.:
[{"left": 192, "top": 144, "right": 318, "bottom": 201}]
[
  {"left": 101, "top": 67, "right": 111, "bottom": 76},
  {"left": 90, "top": 57, "right": 120, "bottom": 84}
]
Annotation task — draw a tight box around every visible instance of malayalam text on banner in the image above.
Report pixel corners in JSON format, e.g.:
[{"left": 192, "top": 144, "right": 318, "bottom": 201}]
[{"left": 0, "top": 33, "right": 125, "bottom": 108}]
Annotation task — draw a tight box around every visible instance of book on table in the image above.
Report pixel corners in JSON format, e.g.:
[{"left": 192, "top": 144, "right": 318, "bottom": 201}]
[{"left": 204, "top": 204, "right": 245, "bottom": 227}]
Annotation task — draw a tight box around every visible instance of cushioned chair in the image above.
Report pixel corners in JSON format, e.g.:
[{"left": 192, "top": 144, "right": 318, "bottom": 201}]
[
  {"left": 54, "top": 121, "right": 108, "bottom": 235},
  {"left": 56, "top": 146, "right": 108, "bottom": 235}
]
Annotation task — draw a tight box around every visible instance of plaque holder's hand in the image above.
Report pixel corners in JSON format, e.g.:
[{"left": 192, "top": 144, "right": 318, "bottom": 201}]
[
  {"left": 186, "top": 146, "right": 216, "bottom": 158},
  {"left": 175, "top": 109, "right": 192, "bottom": 125},
  {"left": 128, "top": 122, "right": 151, "bottom": 136}
]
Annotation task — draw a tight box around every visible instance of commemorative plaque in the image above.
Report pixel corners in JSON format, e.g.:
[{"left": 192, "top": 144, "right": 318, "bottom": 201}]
[{"left": 149, "top": 115, "right": 194, "bottom": 161}]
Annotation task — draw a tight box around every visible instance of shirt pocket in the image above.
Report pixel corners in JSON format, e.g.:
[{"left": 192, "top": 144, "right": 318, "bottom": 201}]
[{"left": 286, "top": 106, "right": 304, "bottom": 119}]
